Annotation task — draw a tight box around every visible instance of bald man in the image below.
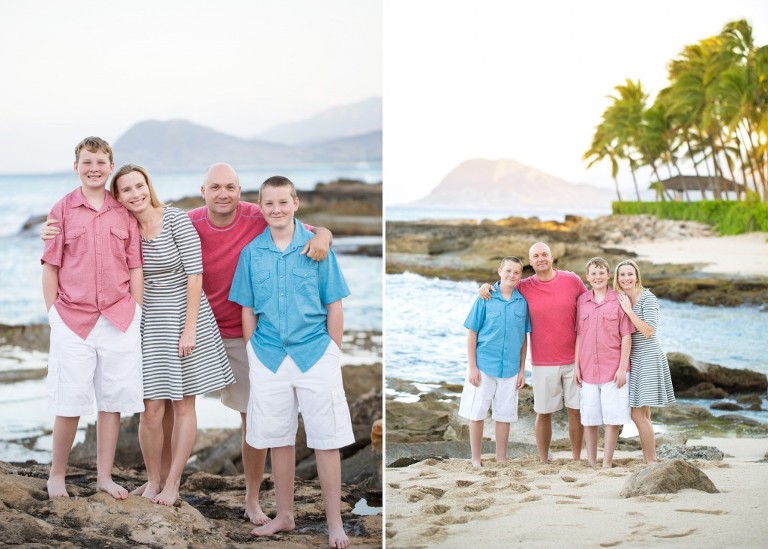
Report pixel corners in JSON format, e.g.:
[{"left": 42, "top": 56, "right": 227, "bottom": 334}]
[{"left": 481, "top": 242, "right": 586, "bottom": 463}]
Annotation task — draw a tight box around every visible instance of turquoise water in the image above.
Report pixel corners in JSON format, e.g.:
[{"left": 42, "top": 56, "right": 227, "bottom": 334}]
[{"left": 385, "top": 271, "right": 768, "bottom": 387}]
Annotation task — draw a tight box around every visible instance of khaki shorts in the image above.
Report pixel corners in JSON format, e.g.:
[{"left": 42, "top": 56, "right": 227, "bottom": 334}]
[
  {"left": 532, "top": 364, "right": 581, "bottom": 414},
  {"left": 580, "top": 374, "right": 631, "bottom": 426},
  {"left": 220, "top": 338, "right": 249, "bottom": 413}
]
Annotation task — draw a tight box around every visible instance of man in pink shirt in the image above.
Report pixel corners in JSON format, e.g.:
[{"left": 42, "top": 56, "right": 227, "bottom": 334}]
[
  {"left": 41, "top": 137, "right": 145, "bottom": 500},
  {"left": 189, "top": 163, "right": 331, "bottom": 525},
  {"left": 574, "top": 257, "right": 634, "bottom": 467},
  {"left": 482, "top": 242, "right": 587, "bottom": 462}
]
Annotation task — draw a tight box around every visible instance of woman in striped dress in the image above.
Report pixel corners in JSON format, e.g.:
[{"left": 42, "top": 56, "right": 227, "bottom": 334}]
[
  {"left": 614, "top": 259, "right": 675, "bottom": 463},
  {"left": 110, "top": 164, "right": 234, "bottom": 505}
]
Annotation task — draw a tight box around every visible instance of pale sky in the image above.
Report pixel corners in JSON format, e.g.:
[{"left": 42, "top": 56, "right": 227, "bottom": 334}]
[
  {"left": 0, "top": 0, "right": 381, "bottom": 173},
  {"left": 383, "top": 0, "right": 768, "bottom": 206}
]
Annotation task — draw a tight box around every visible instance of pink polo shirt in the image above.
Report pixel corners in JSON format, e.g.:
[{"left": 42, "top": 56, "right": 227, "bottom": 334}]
[
  {"left": 575, "top": 288, "right": 635, "bottom": 384},
  {"left": 518, "top": 270, "right": 588, "bottom": 366},
  {"left": 188, "top": 202, "right": 314, "bottom": 339},
  {"left": 41, "top": 188, "right": 143, "bottom": 339}
]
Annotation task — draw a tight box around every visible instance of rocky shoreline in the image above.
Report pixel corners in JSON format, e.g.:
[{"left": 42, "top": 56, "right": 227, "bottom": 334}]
[
  {"left": 386, "top": 214, "right": 768, "bottom": 306},
  {"left": 386, "top": 352, "right": 768, "bottom": 467}
]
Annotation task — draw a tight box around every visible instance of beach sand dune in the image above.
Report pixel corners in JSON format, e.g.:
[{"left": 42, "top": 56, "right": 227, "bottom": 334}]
[{"left": 385, "top": 439, "right": 768, "bottom": 548}]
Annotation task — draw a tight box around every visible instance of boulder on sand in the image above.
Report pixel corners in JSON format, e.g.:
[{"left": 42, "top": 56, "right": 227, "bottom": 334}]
[{"left": 619, "top": 459, "right": 719, "bottom": 498}]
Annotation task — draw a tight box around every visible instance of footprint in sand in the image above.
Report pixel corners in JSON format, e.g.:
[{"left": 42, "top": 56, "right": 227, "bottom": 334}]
[
  {"left": 535, "top": 484, "right": 551, "bottom": 490},
  {"left": 639, "top": 494, "right": 672, "bottom": 502},
  {"left": 407, "top": 486, "right": 446, "bottom": 503},
  {"left": 456, "top": 479, "right": 475, "bottom": 487},
  {"left": 654, "top": 528, "right": 697, "bottom": 539},
  {"left": 561, "top": 475, "right": 577, "bottom": 482},
  {"left": 575, "top": 482, "right": 589, "bottom": 487},
  {"left": 675, "top": 509, "right": 727, "bottom": 515},
  {"left": 552, "top": 494, "right": 581, "bottom": 499},
  {"left": 579, "top": 506, "right": 601, "bottom": 511},
  {"left": 521, "top": 495, "right": 542, "bottom": 503},
  {"left": 424, "top": 526, "right": 444, "bottom": 537},
  {"left": 426, "top": 504, "right": 451, "bottom": 515},
  {"left": 436, "top": 515, "right": 471, "bottom": 525},
  {"left": 556, "top": 500, "right": 579, "bottom": 505},
  {"left": 481, "top": 470, "right": 498, "bottom": 477},
  {"left": 599, "top": 541, "right": 622, "bottom": 547},
  {"left": 418, "top": 472, "right": 439, "bottom": 479},
  {"left": 463, "top": 498, "right": 494, "bottom": 512},
  {"left": 388, "top": 483, "right": 401, "bottom": 489}
]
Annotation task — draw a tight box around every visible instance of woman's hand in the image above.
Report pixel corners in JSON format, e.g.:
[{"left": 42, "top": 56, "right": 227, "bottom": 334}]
[
  {"left": 617, "top": 292, "right": 633, "bottom": 314},
  {"left": 178, "top": 328, "right": 196, "bottom": 357},
  {"left": 41, "top": 218, "right": 60, "bottom": 240}
]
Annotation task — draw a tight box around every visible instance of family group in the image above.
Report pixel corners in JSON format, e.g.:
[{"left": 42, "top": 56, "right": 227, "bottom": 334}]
[
  {"left": 40, "top": 136, "right": 353, "bottom": 548},
  {"left": 460, "top": 243, "right": 676, "bottom": 468}
]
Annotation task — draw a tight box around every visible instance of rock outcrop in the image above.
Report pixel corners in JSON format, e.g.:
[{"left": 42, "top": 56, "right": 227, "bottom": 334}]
[{"left": 619, "top": 459, "right": 719, "bottom": 498}]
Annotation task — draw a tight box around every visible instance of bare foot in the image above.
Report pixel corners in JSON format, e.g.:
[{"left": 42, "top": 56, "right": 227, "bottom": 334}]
[
  {"left": 97, "top": 479, "right": 129, "bottom": 500},
  {"left": 251, "top": 514, "right": 295, "bottom": 537},
  {"left": 142, "top": 482, "right": 161, "bottom": 500},
  {"left": 131, "top": 482, "right": 147, "bottom": 496},
  {"left": 47, "top": 477, "right": 69, "bottom": 499},
  {"left": 244, "top": 502, "right": 271, "bottom": 525},
  {"left": 328, "top": 523, "right": 350, "bottom": 548},
  {"left": 152, "top": 484, "right": 179, "bottom": 506},
  {"left": 471, "top": 460, "right": 482, "bottom": 468}
]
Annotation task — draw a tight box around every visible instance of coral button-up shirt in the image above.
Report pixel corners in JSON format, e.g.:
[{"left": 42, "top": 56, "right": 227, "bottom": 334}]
[
  {"left": 41, "top": 187, "right": 143, "bottom": 339},
  {"left": 576, "top": 288, "right": 635, "bottom": 384}
]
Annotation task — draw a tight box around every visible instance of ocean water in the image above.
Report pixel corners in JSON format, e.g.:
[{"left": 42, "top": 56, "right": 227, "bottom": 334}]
[
  {"left": 0, "top": 165, "right": 382, "bottom": 462},
  {"left": 385, "top": 272, "right": 768, "bottom": 418}
]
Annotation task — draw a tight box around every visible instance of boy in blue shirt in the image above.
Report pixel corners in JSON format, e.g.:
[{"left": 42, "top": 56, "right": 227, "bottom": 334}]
[
  {"left": 460, "top": 257, "right": 530, "bottom": 467},
  {"left": 229, "top": 176, "right": 354, "bottom": 548}
]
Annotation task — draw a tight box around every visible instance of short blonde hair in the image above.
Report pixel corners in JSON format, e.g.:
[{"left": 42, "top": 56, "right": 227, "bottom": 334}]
[
  {"left": 74, "top": 136, "right": 113, "bottom": 164},
  {"left": 613, "top": 259, "right": 644, "bottom": 292},
  {"left": 499, "top": 256, "right": 523, "bottom": 269},
  {"left": 585, "top": 256, "right": 610, "bottom": 273},
  {"left": 111, "top": 164, "right": 165, "bottom": 208},
  {"left": 259, "top": 175, "right": 298, "bottom": 201}
]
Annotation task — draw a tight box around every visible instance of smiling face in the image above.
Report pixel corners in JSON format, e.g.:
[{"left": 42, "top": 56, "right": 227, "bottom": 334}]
[
  {"left": 528, "top": 242, "right": 554, "bottom": 277},
  {"left": 259, "top": 184, "right": 299, "bottom": 230},
  {"left": 617, "top": 263, "right": 639, "bottom": 293},
  {"left": 114, "top": 170, "right": 151, "bottom": 215},
  {"left": 74, "top": 148, "right": 114, "bottom": 190},
  {"left": 586, "top": 264, "right": 610, "bottom": 291},
  {"left": 498, "top": 259, "right": 523, "bottom": 289},
  {"left": 201, "top": 163, "right": 241, "bottom": 222}
]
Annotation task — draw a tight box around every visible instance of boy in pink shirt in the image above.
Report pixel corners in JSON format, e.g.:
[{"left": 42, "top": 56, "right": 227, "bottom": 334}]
[
  {"left": 41, "top": 137, "right": 145, "bottom": 499},
  {"left": 574, "top": 257, "right": 634, "bottom": 468}
]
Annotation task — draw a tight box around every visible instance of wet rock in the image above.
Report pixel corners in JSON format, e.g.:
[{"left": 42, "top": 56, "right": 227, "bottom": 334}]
[
  {"left": 699, "top": 362, "right": 768, "bottom": 393},
  {"left": 651, "top": 404, "right": 714, "bottom": 424},
  {"left": 678, "top": 382, "right": 729, "bottom": 399},
  {"left": 385, "top": 440, "right": 537, "bottom": 466},
  {"left": 656, "top": 445, "right": 725, "bottom": 461},
  {"left": 619, "top": 459, "right": 719, "bottom": 497},
  {"left": 668, "top": 352, "right": 768, "bottom": 397},
  {"left": 710, "top": 401, "right": 743, "bottom": 411}
]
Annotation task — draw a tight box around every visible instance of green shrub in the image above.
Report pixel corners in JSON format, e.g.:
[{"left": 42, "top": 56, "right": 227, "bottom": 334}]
[{"left": 611, "top": 199, "right": 768, "bottom": 234}]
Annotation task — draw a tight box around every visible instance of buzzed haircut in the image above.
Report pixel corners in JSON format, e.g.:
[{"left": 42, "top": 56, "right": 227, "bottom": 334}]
[
  {"left": 74, "top": 136, "right": 113, "bottom": 164},
  {"left": 259, "top": 175, "right": 298, "bottom": 200},
  {"left": 585, "top": 256, "right": 610, "bottom": 272},
  {"left": 499, "top": 256, "right": 523, "bottom": 269}
]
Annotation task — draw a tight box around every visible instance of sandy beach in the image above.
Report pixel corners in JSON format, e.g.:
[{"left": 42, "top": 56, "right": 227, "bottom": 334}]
[
  {"left": 620, "top": 232, "right": 768, "bottom": 276},
  {"left": 385, "top": 437, "right": 768, "bottom": 548}
]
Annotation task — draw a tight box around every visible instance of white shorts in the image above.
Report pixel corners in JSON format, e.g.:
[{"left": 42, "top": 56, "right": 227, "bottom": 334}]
[
  {"left": 245, "top": 340, "right": 355, "bottom": 450},
  {"left": 532, "top": 364, "right": 581, "bottom": 414},
  {"left": 580, "top": 374, "right": 631, "bottom": 426},
  {"left": 220, "top": 338, "right": 249, "bottom": 413},
  {"left": 458, "top": 371, "right": 519, "bottom": 422},
  {"left": 47, "top": 304, "right": 144, "bottom": 417}
]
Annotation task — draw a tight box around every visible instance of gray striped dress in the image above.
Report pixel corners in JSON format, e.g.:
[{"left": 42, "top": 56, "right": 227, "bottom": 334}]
[
  {"left": 628, "top": 289, "right": 676, "bottom": 407},
  {"left": 140, "top": 207, "right": 234, "bottom": 400}
]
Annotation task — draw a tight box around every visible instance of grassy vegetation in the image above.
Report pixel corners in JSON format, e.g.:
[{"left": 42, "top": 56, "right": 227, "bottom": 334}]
[{"left": 612, "top": 199, "right": 768, "bottom": 235}]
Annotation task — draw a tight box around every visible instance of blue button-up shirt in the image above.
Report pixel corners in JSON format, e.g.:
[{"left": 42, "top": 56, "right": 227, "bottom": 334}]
[
  {"left": 229, "top": 219, "right": 350, "bottom": 373},
  {"left": 464, "top": 281, "right": 531, "bottom": 378}
]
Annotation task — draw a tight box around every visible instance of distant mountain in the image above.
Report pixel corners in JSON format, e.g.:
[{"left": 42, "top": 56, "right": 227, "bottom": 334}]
[
  {"left": 113, "top": 119, "right": 380, "bottom": 172},
  {"left": 409, "top": 159, "right": 613, "bottom": 212},
  {"left": 256, "top": 97, "right": 382, "bottom": 145}
]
